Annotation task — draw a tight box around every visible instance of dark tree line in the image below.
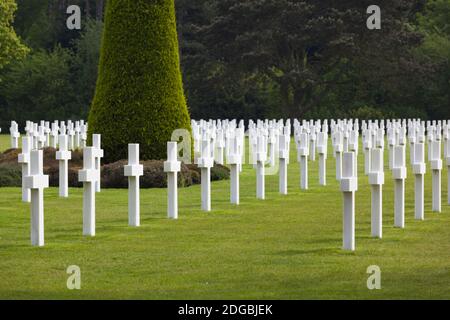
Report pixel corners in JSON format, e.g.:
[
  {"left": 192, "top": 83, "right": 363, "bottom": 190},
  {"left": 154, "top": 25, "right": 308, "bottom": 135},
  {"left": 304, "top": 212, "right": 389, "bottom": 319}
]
[
  {"left": 177, "top": 0, "right": 448, "bottom": 121},
  {"left": 0, "top": 0, "right": 449, "bottom": 130}
]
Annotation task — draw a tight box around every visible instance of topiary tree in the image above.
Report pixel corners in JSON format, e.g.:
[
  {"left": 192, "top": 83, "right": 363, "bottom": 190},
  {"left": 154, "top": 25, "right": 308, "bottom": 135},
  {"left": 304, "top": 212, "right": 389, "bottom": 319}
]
[{"left": 88, "top": 0, "right": 191, "bottom": 162}]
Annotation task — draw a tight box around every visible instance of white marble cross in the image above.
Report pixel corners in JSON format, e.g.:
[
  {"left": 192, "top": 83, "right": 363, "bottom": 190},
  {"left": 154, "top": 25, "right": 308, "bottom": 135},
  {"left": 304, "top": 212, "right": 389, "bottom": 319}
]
[
  {"left": 298, "top": 133, "right": 309, "bottom": 190},
  {"left": 228, "top": 135, "right": 241, "bottom": 204},
  {"left": 92, "top": 134, "right": 104, "bottom": 193},
  {"left": 278, "top": 133, "right": 289, "bottom": 195},
  {"left": 124, "top": 144, "right": 144, "bottom": 226},
  {"left": 256, "top": 134, "right": 267, "bottom": 200},
  {"left": 392, "top": 145, "right": 407, "bottom": 228},
  {"left": 368, "top": 148, "right": 384, "bottom": 238},
  {"left": 10, "top": 121, "right": 20, "bottom": 149},
  {"left": 18, "top": 136, "right": 32, "bottom": 203},
  {"left": 341, "top": 152, "right": 357, "bottom": 251},
  {"left": 24, "top": 150, "right": 49, "bottom": 246},
  {"left": 198, "top": 135, "right": 214, "bottom": 211},
  {"left": 317, "top": 132, "right": 328, "bottom": 186},
  {"left": 79, "top": 147, "right": 97, "bottom": 236},
  {"left": 333, "top": 131, "right": 343, "bottom": 181},
  {"left": 56, "top": 135, "right": 72, "bottom": 197},
  {"left": 430, "top": 140, "right": 442, "bottom": 213},
  {"left": 446, "top": 136, "right": 450, "bottom": 205},
  {"left": 413, "top": 143, "right": 426, "bottom": 220},
  {"left": 164, "top": 142, "right": 181, "bottom": 219}
]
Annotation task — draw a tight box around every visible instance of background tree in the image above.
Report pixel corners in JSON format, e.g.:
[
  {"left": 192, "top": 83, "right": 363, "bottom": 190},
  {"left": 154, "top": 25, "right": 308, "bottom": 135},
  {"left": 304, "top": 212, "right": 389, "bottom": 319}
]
[
  {"left": 193, "top": 0, "right": 426, "bottom": 118},
  {"left": 1, "top": 0, "right": 449, "bottom": 130},
  {"left": 0, "top": 0, "right": 28, "bottom": 71},
  {"left": 88, "top": 0, "right": 191, "bottom": 162}
]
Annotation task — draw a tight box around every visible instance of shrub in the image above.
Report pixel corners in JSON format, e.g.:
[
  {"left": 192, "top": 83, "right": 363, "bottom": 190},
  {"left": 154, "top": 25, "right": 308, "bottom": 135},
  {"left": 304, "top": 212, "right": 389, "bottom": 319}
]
[
  {"left": 0, "top": 163, "right": 21, "bottom": 187},
  {"left": 88, "top": 0, "right": 191, "bottom": 163},
  {"left": 186, "top": 163, "right": 231, "bottom": 182},
  {"left": 0, "top": 148, "right": 228, "bottom": 189}
]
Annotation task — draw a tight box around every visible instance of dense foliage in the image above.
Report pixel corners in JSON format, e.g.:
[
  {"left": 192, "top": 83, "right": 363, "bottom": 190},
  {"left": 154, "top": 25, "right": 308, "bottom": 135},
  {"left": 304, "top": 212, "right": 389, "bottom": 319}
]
[
  {"left": 88, "top": 0, "right": 191, "bottom": 162},
  {"left": 0, "top": 0, "right": 449, "bottom": 132},
  {"left": 0, "top": 0, "right": 102, "bottom": 129},
  {"left": 0, "top": 0, "right": 28, "bottom": 71}
]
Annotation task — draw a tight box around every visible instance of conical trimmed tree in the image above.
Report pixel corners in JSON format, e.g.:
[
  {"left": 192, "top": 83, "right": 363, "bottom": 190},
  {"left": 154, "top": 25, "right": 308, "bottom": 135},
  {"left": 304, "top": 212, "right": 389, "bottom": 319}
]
[{"left": 88, "top": 0, "right": 191, "bottom": 162}]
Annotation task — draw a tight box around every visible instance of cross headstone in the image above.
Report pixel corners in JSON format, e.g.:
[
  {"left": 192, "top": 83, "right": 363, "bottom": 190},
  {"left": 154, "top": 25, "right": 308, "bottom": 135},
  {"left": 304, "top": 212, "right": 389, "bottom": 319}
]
[
  {"left": 446, "top": 137, "right": 450, "bottom": 204},
  {"left": 24, "top": 150, "right": 49, "bottom": 246},
  {"left": 92, "top": 134, "right": 104, "bottom": 193},
  {"left": 18, "top": 136, "right": 31, "bottom": 202},
  {"left": 278, "top": 134, "right": 289, "bottom": 195},
  {"left": 79, "top": 147, "right": 97, "bottom": 236},
  {"left": 363, "top": 131, "right": 372, "bottom": 175},
  {"left": 10, "top": 121, "right": 20, "bottom": 149},
  {"left": 215, "top": 129, "right": 225, "bottom": 165},
  {"left": 124, "top": 144, "right": 144, "bottom": 226},
  {"left": 164, "top": 142, "right": 181, "bottom": 219},
  {"left": 413, "top": 142, "right": 426, "bottom": 220},
  {"left": 80, "top": 124, "right": 87, "bottom": 148},
  {"left": 256, "top": 134, "right": 267, "bottom": 200},
  {"left": 341, "top": 152, "right": 357, "bottom": 251},
  {"left": 333, "top": 131, "right": 343, "bottom": 181},
  {"left": 198, "top": 135, "right": 213, "bottom": 211},
  {"left": 368, "top": 148, "right": 384, "bottom": 238},
  {"left": 56, "top": 135, "right": 72, "bottom": 197},
  {"left": 392, "top": 145, "right": 407, "bottom": 228},
  {"left": 74, "top": 121, "right": 81, "bottom": 149},
  {"left": 309, "top": 131, "right": 316, "bottom": 162},
  {"left": 317, "top": 132, "right": 328, "bottom": 186},
  {"left": 430, "top": 140, "right": 442, "bottom": 212},
  {"left": 268, "top": 128, "right": 277, "bottom": 167},
  {"left": 298, "top": 133, "right": 309, "bottom": 190},
  {"left": 67, "top": 122, "right": 75, "bottom": 151},
  {"left": 51, "top": 121, "right": 59, "bottom": 148},
  {"left": 228, "top": 135, "right": 241, "bottom": 204}
]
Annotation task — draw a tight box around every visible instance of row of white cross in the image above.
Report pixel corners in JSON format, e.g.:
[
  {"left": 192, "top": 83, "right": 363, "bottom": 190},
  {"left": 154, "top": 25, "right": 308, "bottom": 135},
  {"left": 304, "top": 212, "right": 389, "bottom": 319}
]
[
  {"left": 9, "top": 118, "right": 450, "bottom": 250},
  {"left": 9, "top": 120, "right": 88, "bottom": 151},
  {"left": 17, "top": 130, "right": 103, "bottom": 246}
]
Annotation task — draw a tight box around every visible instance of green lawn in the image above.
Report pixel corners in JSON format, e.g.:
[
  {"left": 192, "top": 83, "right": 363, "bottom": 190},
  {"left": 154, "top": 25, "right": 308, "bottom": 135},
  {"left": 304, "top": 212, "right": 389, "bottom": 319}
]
[{"left": 0, "top": 133, "right": 449, "bottom": 299}]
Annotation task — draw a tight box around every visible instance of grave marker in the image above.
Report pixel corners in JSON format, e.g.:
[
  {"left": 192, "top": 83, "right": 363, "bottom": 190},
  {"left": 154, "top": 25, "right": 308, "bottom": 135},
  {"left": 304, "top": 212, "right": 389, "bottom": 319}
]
[
  {"left": 341, "top": 152, "right": 357, "bottom": 251},
  {"left": 334, "top": 131, "right": 343, "bottom": 181},
  {"left": 228, "top": 136, "right": 241, "bottom": 203},
  {"left": 256, "top": 134, "right": 267, "bottom": 200},
  {"left": 368, "top": 148, "right": 384, "bottom": 238},
  {"left": 317, "top": 132, "right": 328, "bottom": 186},
  {"left": 164, "top": 142, "right": 181, "bottom": 219},
  {"left": 298, "top": 133, "right": 309, "bottom": 190},
  {"left": 446, "top": 137, "right": 450, "bottom": 204},
  {"left": 278, "top": 134, "right": 289, "bottom": 195},
  {"left": 430, "top": 140, "right": 442, "bottom": 212},
  {"left": 56, "top": 135, "right": 71, "bottom": 197},
  {"left": 18, "top": 136, "right": 31, "bottom": 203},
  {"left": 413, "top": 143, "right": 426, "bottom": 220},
  {"left": 24, "top": 150, "right": 49, "bottom": 246},
  {"left": 198, "top": 136, "right": 213, "bottom": 211},
  {"left": 124, "top": 144, "right": 144, "bottom": 226},
  {"left": 92, "top": 134, "right": 104, "bottom": 193},
  {"left": 392, "top": 145, "right": 407, "bottom": 228},
  {"left": 79, "top": 147, "right": 97, "bottom": 236}
]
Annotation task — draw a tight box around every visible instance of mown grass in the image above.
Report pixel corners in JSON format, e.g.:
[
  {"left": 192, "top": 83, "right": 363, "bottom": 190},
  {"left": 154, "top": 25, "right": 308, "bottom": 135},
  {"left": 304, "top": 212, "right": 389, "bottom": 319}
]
[{"left": 0, "top": 134, "right": 449, "bottom": 299}]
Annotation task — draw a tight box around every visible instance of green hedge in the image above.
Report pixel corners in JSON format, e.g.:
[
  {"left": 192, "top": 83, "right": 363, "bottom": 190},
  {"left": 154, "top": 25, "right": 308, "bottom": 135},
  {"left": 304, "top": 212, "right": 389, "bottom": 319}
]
[{"left": 88, "top": 0, "right": 191, "bottom": 162}]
